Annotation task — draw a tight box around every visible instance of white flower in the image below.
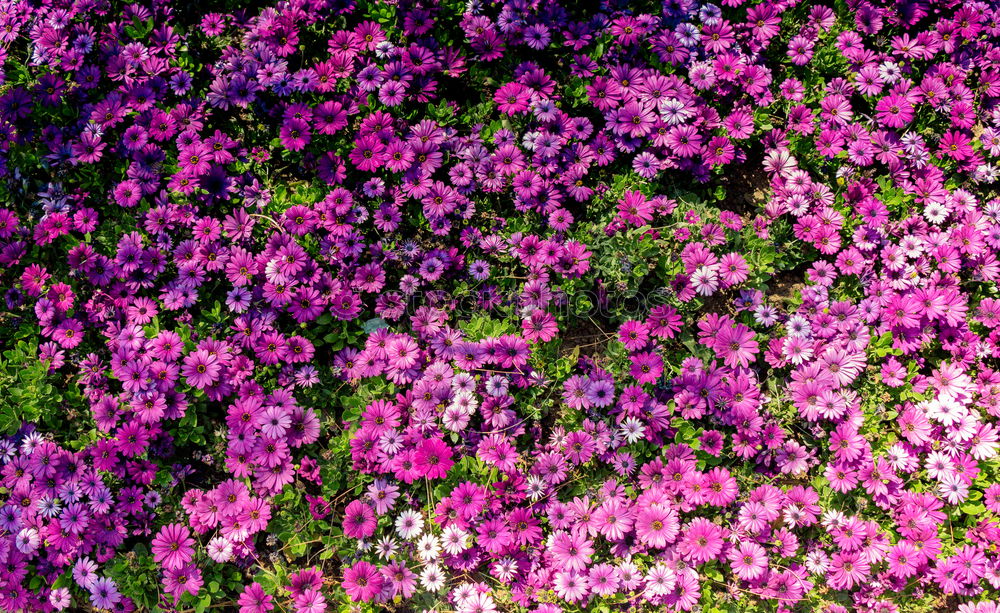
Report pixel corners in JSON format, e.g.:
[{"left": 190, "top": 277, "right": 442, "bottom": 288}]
[
  {"left": 924, "top": 451, "right": 954, "bottom": 480},
  {"left": 442, "top": 524, "right": 469, "bottom": 555},
  {"left": 20, "top": 432, "right": 43, "bottom": 455},
  {"left": 948, "top": 412, "right": 979, "bottom": 443},
  {"left": 924, "top": 201, "right": 949, "bottom": 224},
  {"left": 451, "top": 373, "right": 476, "bottom": 394},
  {"left": 937, "top": 473, "right": 969, "bottom": 505},
  {"left": 924, "top": 397, "right": 966, "bottom": 427},
  {"left": 449, "top": 393, "right": 478, "bottom": 415},
  {"left": 820, "top": 509, "right": 846, "bottom": 530},
  {"left": 457, "top": 591, "right": 497, "bottom": 613},
  {"left": 451, "top": 582, "right": 478, "bottom": 606},
  {"left": 643, "top": 563, "right": 677, "bottom": 596},
  {"left": 395, "top": 510, "right": 424, "bottom": 540},
  {"left": 206, "top": 536, "right": 233, "bottom": 563},
  {"left": 376, "top": 535, "right": 398, "bottom": 560},
  {"left": 15, "top": 528, "right": 39, "bottom": 554},
  {"left": 526, "top": 475, "right": 547, "bottom": 500},
  {"left": 691, "top": 266, "right": 720, "bottom": 296},
  {"left": 416, "top": 533, "right": 442, "bottom": 562},
  {"left": 785, "top": 315, "right": 812, "bottom": 338},
  {"left": 878, "top": 61, "right": 902, "bottom": 83},
  {"left": 420, "top": 563, "right": 446, "bottom": 592},
  {"left": 491, "top": 556, "right": 518, "bottom": 583},
  {"left": 805, "top": 550, "right": 830, "bottom": 574},
  {"left": 619, "top": 417, "right": 646, "bottom": 444}
]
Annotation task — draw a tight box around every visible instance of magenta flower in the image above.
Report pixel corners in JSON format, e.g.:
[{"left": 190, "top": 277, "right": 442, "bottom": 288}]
[
  {"left": 635, "top": 505, "right": 679, "bottom": 548},
  {"left": 151, "top": 523, "right": 195, "bottom": 570},
  {"left": 343, "top": 561, "right": 384, "bottom": 602},
  {"left": 413, "top": 438, "right": 453, "bottom": 480},
  {"left": 181, "top": 349, "right": 221, "bottom": 389},
  {"left": 238, "top": 583, "right": 274, "bottom": 613},
  {"left": 728, "top": 542, "right": 767, "bottom": 580},
  {"left": 343, "top": 500, "right": 376, "bottom": 540}
]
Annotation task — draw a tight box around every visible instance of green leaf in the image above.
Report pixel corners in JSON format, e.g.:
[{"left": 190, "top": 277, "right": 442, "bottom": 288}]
[{"left": 194, "top": 594, "right": 212, "bottom": 613}]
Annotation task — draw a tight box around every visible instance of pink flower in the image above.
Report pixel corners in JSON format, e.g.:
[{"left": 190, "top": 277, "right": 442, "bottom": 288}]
[
  {"left": 181, "top": 349, "right": 221, "bottom": 389},
  {"left": 493, "top": 82, "right": 533, "bottom": 115},
  {"left": 413, "top": 438, "right": 453, "bottom": 480},
  {"left": 151, "top": 523, "right": 195, "bottom": 570},
  {"left": 342, "top": 561, "right": 384, "bottom": 602},
  {"left": 343, "top": 500, "right": 376, "bottom": 540},
  {"left": 236, "top": 582, "right": 274, "bottom": 613},
  {"left": 828, "top": 550, "right": 870, "bottom": 590},
  {"left": 635, "top": 505, "right": 679, "bottom": 548},
  {"left": 714, "top": 323, "right": 758, "bottom": 369},
  {"left": 728, "top": 542, "right": 767, "bottom": 580},
  {"left": 549, "top": 530, "right": 594, "bottom": 572},
  {"left": 553, "top": 570, "right": 590, "bottom": 602}
]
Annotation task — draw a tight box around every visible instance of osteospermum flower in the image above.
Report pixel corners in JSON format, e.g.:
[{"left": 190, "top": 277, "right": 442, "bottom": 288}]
[
  {"left": 181, "top": 349, "right": 221, "bottom": 389},
  {"left": 420, "top": 563, "right": 446, "bottom": 592},
  {"left": 88, "top": 577, "right": 121, "bottom": 610},
  {"left": 728, "top": 542, "right": 768, "bottom": 580},
  {"left": 413, "top": 437, "right": 453, "bottom": 479},
  {"left": 341, "top": 561, "right": 383, "bottom": 602},
  {"left": 635, "top": 505, "right": 679, "bottom": 548},
  {"left": 678, "top": 518, "right": 725, "bottom": 564},
  {"left": 644, "top": 563, "right": 677, "bottom": 597},
  {"left": 395, "top": 510, "right": 424, "bottom": 540},
  {"left": 550, "top": 530, "right": 594, "bottom": 571},
  {"left": 163, "top": 564, "right": 203, "bottom": 599},
  {"left": 207, "top": 536, "right": 233, "bottom": 563},
  {"left": 553, "top": 570, "right": 589, "bottom": 603},
  {"left": 343, "top": 500, "right": 376, "bottom": 540},
  {"left": 151, "top": 523, "right": 196, "bottom": 570},
  {"left": 14, "top": 527, "right": 39, "bottom": 554},
  {"left": 49, "top": 587, "right": 71, "bottom": 610},
  {"left": 238, "top": 582, "right": 274, "bottom": 613}
]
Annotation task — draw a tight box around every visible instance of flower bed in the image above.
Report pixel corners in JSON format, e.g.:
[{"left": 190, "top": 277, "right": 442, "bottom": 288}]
[{"left": 1, "top": 0, "right": 999, "bottom": 612}]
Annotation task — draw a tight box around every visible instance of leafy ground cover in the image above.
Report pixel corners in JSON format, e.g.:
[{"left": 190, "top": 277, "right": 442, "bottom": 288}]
[{"left": 1, "top": 0, "right": 999, "bottom": 611}]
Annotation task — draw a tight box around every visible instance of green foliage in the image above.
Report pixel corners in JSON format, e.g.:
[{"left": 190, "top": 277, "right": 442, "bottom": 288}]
[{"left": 0, "top": 339, "right": 85, "bottom": 436}]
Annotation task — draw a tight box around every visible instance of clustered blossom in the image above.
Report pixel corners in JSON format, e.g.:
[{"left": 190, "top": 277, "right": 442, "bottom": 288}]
[{"left": 1, "top": 0, "right": 1000, "bottom": 612}]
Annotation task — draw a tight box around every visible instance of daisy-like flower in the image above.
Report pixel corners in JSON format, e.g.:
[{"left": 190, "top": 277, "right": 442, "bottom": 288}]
[
  {"left": 549, "top": 530, "right": 593, "bottom": 571},
  {"left": 366, "top": 479, "right": 400, "bottom": 515},
  {"left": 635, "top": 505, "right": 679, "bottom": 548},
  {"left": 728, "top": 542, "right": 768, "bottom": 580},
  {"left": 643, "top": 562, "right": 677, "bottom": 596},
  {"left": 88, "top": 577, "right": 121, "bottom": 610},
  {"left": 343, "top": 561, "right": 383, "bottom": 603},
  {"left": 678, "top": 517, "right": 725, "bottom": 563},
  {"left": 14, "top": 527, "right": 39, "bottom": 554},
  {"left": 151, "top": 523, "right": 196, "bottom": 570},
  {"left": 180, "top": 349, "right": 221, "bottom": 389},
  {"left": 416, "top": 533, "right": 442, "bottom": 561},
  {"left": 526, "top": 475, "right": 547, "bottom": 500},
  {"left": 376, "top": 535, "right": 399, "bottom": 559},
  {"left": 343, "top": 500, "right": 376, "bottom": 540},
  {"left": 49, "top": 587, "right": 71, "bottom": 611},
  {"left": 420, "top": 563, "right": 446, "bottom": 592},
  {"left": 553, "top": 570, "right": 589, "bottom": 603},
  {"left": 442, "top": 524, "right": 469, "bottom": 555},
  {"left": 395, "top": 509, "right": 424, "bottom": 540},
  {"left": 938, "top": 473, "right": 969, "bottom": 504},
  {"left": 457, "top": 591, "right": 497, "bottom": 613},
  {"left": 588, "top": 563, "right": 620, "bottom": 597},
  {"left": 73, "top": 557, "right": 99, "bottom": 588},
  {"left": 207, "top": 536, "right": 233, "bottom": 563},
  {"left": 691, "top": 265, "right": 720, "bottom": 296}
]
